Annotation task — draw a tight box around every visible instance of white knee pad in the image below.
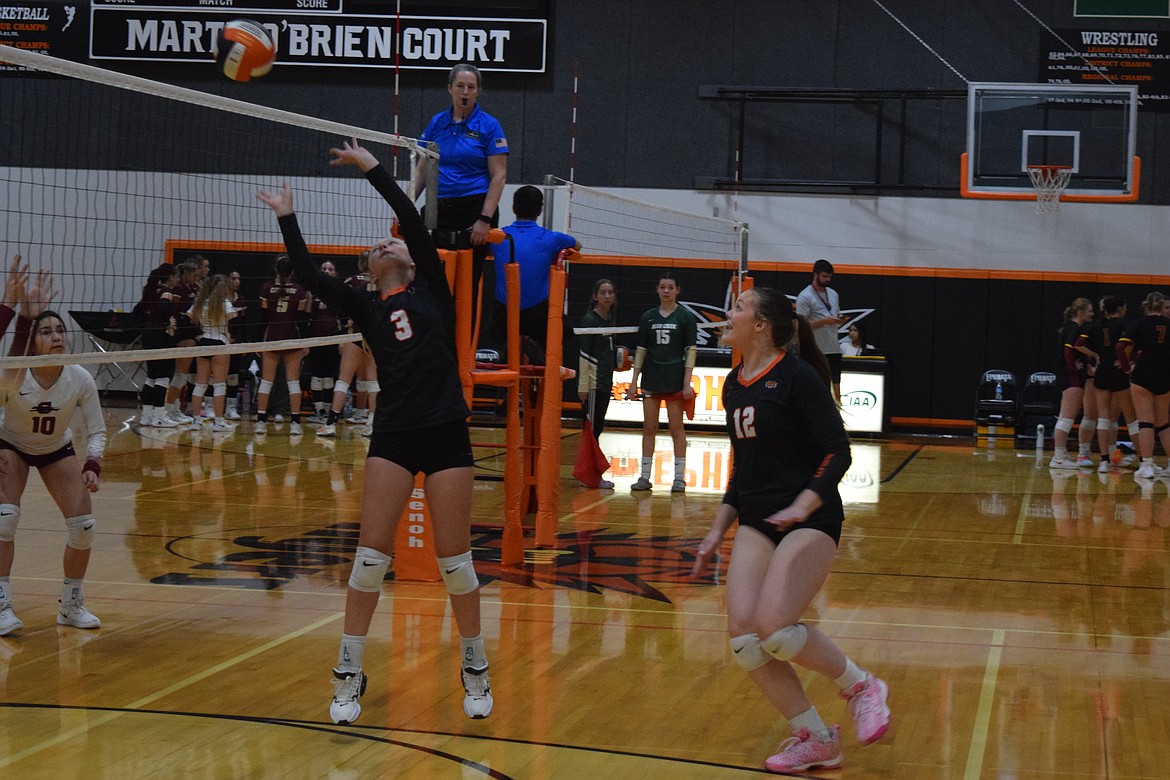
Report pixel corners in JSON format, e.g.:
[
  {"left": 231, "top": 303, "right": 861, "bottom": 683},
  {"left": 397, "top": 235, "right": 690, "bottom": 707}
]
[
  {"left": 155, "top": 376, "right": 171, "bottom": 389},
  {"left": 357, "top": 379, "right": 380, "bottom": 394},
  {"left": 171, "top": 372, "right": 189, "bottom": 388},
  {"left": 1055, "top": 417, "right": 1075, "bottom": 433},
  {"left": 192, "top": 383, "right": 208, "bottom": 398},
  {"left": 287, "top": 380, "right": 301, "bottom": 395},
  {"left": 1096, "top": 418, "right": 1114, "bottom": 432},
  {"left": 334, "top": 379, "right": 350, "bottom": 396},
  {"left": 730, "top": 633, "right": 770, "bottom": 671},
  {"left": 0, "top": 504, "right": 20, "bottom": 543},
  {"left": 347, "top": 546, "right": 391, "bottom": 592},
  {"left": 257, "top": 379, "right": 274, "bottom": 395},
  {"left": 310, "top": 376, "right": 323, "bottom": 391},
  {"left": 226, "top": 374, "right": 239, "bottom": 388},
  {"left": 212, "top": 382, "right": 226, "bottom": 397},
  {"left": 65, "top": 514, "right": 96, "bottom": 550},
  {"left": 438, "top": 551, "right": 479, "bottom": 595},
  {"left": 1080, "top": 419, "right": 1097, "bottom": 437},
  {"left": 322, "top": 377, "right": 335, "bottom": 391},
  {"left": 761, "top": 623, "right": 808, "bottom": 661}
]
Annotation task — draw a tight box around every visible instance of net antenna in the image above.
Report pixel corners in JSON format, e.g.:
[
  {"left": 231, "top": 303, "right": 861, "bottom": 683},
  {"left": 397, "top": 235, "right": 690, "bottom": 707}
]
[
  {"left": 0, "top": 45, "right": 437, "bottom": 376},
  {"left": 1026, "top": 164, "right": 1072, "bottom": 215}
]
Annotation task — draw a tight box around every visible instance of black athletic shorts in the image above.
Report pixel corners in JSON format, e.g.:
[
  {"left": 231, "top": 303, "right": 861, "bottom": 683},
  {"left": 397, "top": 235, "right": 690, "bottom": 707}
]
[
  {"left": 306, "top": 344, "right": 341, "bottom": 378},
  {"left": 1131, "top": 368, "right": 1170, "bottom": 396},
  {"left": 366, "top": 418, "right": 473, "bottom": 475},
  {"left": 0, "top": 439, "right": 76, "bottom": 469},
  {"left": 1093, "top": 365, "right": 1130, "bottom": 393},
  {"left": 826, "top": 353, "right": 843, "bottom": 384},
  {"left": 739, "top": 510, "right": 843, "bottom": 547}
]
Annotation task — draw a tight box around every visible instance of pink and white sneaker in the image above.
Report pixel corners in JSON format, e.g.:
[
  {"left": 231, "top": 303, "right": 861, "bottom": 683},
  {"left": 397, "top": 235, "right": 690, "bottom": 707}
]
[
  {"left": 764, "top": 725, "right": 842, "bottom": 773},
  {"left": 841, "top": 673, "right": 890, "bottom": 745}
]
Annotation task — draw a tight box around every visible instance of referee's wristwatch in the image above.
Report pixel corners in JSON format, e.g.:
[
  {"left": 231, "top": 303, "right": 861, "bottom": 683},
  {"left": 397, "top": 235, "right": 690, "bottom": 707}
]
[{"left": 476, "top": 214, "right": 492, "bottom": 224}]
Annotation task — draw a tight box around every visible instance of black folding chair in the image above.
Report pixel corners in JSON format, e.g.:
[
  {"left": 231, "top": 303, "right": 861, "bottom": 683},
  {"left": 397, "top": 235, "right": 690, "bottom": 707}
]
[{"left": 68, "top": 310, "right": 146, "bottom": 391}]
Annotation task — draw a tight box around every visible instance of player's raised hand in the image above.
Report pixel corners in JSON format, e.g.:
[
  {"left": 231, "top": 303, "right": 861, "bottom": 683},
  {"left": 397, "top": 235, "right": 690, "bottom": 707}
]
[
  {"left": 257, "top": 181, "right": 294, "bottom": 217},
  {"left": 329, "top": 138, "right": 379, "bottom": 173}
]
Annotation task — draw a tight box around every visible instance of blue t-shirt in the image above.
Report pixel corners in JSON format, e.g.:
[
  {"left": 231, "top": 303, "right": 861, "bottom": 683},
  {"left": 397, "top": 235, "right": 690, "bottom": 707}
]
[
  {"left": 419, "top": 104, "right": 509, "bottom": 199},
  {"left": 495, "top": 221, "right": 577, "bottom": 310}
]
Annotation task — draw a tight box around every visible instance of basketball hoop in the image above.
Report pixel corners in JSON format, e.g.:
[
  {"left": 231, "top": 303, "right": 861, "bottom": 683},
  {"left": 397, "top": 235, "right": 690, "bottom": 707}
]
[{"left": 1027, "top": 164, "right": 1072, "bottom": 214}]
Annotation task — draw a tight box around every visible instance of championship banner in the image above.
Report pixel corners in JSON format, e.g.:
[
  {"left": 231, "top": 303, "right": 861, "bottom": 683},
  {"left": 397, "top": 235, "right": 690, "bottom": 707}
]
[{"left": 1040, "top": 27, "right": 1170, "bottom": 111}]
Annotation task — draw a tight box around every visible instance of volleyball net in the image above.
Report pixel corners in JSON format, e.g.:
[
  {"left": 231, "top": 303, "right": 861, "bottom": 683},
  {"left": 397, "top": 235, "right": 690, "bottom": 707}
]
[
  {"left": 0, "top": 46, "right": 432, "bottom": 375},
  {"left": 546, "top": 177, "right": 749, "bottom": 341}
]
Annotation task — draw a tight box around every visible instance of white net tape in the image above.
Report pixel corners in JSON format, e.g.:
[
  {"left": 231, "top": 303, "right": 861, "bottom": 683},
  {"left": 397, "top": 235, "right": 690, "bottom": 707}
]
[
  {"left": 1027, "top": 165, "right": 1072, "bottom": 214},
  {"left": 2, "top": 332, "right": 360, "bottom": 370}
]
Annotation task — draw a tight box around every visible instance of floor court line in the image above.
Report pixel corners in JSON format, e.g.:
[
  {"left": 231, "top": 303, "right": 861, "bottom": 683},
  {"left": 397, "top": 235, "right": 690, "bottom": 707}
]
[
  {"left": 0, "top": 611, "right": 344, "bottom": 769},
  {"left": 963, "top": 627, "right": 1005, "bottom": 780},
  {"left": 1012, "top": 465, "right": 1039, "bottom": 543}
]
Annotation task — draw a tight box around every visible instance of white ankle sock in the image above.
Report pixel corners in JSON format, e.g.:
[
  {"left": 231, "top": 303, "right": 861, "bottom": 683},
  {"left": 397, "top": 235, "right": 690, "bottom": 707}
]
[
  {"left": 640, "top": 457, "right": 652, "bottom": 479},
  {"left": 834, "top": 658, "right": 867, "bottom": 691},
  {"left": 789, "top": 706, "right": 830, "bottom": 738},
  {"left": 461, "top": 634, "right": 487, "bottom": 670},
  {"left": 337, "top": 634, "right": 366, "bottom": 672}
]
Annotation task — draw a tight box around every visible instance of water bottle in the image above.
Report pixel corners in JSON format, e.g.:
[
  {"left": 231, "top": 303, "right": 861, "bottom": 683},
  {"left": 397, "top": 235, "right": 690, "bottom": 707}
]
[
  {"left": 994, "top": 381, "right": 1003, "bottom": 400},
  {"left": 1036, "top": 423, "right": 1045, "bottom": 450}
]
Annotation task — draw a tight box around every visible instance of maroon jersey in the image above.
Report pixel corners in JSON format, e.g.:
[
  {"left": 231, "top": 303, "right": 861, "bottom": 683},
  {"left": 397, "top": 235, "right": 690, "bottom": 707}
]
[
  {"left": 259, "top": 280, "right": 308, "bottom": 341},
  {"left": 308, "top": 294, "right": 341, "bottom": 337}
]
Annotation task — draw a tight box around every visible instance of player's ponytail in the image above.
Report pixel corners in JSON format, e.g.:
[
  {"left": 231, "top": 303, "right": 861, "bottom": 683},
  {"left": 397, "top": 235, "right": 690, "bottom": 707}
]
[{"left": 752, "top": 287, "right": 831, "bottom": 388}]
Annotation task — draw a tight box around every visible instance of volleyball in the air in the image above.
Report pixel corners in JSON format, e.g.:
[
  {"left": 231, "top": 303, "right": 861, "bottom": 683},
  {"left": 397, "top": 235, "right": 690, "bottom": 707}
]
[
  {"left": 616, "top": 346, "right": 632, "bottom": 372},
  {"left": 215, "top": 20, "right": 276, "bottom": 82}
]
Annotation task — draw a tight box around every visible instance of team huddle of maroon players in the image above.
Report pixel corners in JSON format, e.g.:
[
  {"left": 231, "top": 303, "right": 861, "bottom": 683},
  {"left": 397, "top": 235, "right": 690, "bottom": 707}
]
[{"left": 135, "top": 252, "right": 379, "bottom": 436}]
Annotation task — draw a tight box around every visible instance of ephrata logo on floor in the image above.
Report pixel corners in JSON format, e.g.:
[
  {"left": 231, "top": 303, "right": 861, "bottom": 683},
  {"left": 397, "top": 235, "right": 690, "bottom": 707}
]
[{"left": 150, "top": 524, "right": 725, "bottom": 602}]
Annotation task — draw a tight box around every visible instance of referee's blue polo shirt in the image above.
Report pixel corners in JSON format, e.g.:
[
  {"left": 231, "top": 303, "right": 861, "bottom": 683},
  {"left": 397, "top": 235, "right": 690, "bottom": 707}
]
[
  {"left": 495, "top": 221, "right": 577, "bottom": 310},
  {"left": 419, "top": 105, "right": 509, "bottom": 199}
]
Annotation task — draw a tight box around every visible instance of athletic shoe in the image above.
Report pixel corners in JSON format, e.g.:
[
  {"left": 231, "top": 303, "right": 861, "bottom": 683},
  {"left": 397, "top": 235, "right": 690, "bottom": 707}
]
[
  {"left": 840, "top": 673, "right": 890, "bottom": 746},
  {"left": 152, "top": 414, "right": 180, "bottom": 429},
  {"left": 630, "top": 477, "right": 653, "bottom": 491},
  {"left": 0, "top": 602, "right": 23, "bottom": 636},
  {"left": 198, "top": 414, "right": 214, "bottom": 427},
  {"left": 671, "top": 479, "right": 686, "bottom": 493},
  {"left": 254, "top": 420, "right": 267, "bottom": 435},
  {"left": 57, "top": 599, "right": 101, "bottom": 629},
  {"left": 168, "top": 409, "right": 194, "bottom": 424},
  {"left": 329, "top": 668, "right": 367, "bottom": 725},
  {"left": 360, "top": 423, "right": 373, "bottom": 437},
  {"left": 1135, "top": 462, "right": 1157, "bottom": 480},
  {"left": 461, "top": 666, "right": 493, "bottom": 719},
  {"left": 1077, "top": 454, "right": 1095, "bottom": 468},
  {"left": 274, "top": 414, "right": 284, "bottom": 423},
  {"left": 764, "top": 725, "right": 842, "bottom": 773},
  {"left": 225, "top": 407, "right": 241, "bottom": 421},
  {"left": 1119, "top": 454, "right": 1137, "bottom": 468},
  {"left": 139, "top": 412, "right": 155, "bottom": 427},
  {"left": 317, "top": 424, "right": 336, "bottom": 438},
  {"left": 211, "top": 419, "right": 233, "bottom": 433},
  {"left": 1097, "top": 460, "right": 1112, "bottom": 473},
  {"left": 305, "top": 414, "right": 325, "bottom": 425},
  {"left": 289, "top": 422, "right": 303, "bottom": 436},
  {"left": 597, "top": 479, "right": 615, "bottom": 489},
  {"left": 1048, "top": 456, "right": 1079, "bottom": 470},
  {"left": 344, "top": 412, "right": 366, "bottom": 425}
]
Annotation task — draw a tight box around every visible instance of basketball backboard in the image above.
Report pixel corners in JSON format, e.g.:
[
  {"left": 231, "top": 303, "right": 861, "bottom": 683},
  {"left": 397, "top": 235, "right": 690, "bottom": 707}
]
[{"left": 962, "top": 82, "right": 1139, "bottom": 202}]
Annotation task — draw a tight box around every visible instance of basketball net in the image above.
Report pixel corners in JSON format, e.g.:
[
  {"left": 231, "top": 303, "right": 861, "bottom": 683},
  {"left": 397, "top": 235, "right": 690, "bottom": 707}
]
[{"left": 1027, "top": 165, "right": 1073, "bottom": 214}]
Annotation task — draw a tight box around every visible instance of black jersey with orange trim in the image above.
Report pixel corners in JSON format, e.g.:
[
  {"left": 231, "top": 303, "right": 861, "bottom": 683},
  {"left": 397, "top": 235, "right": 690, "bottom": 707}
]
[
  {"left": 1083, "top": 316, "right": 1126, "bottom": 378},
  {"left": 721, "top": 352, "right": 852, "bottom": 527},
  {"left": 1120, "top": 314, "right": 1170, "bottom": 376},
  {"left": 277, "top": 164, "right": 469, "bottom": 432}
]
